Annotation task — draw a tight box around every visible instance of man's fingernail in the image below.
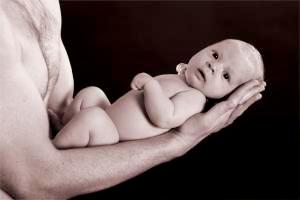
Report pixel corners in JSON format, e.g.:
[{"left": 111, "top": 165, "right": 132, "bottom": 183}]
[{"left": 256, "top": 94, "right": 262, "bottom": 100}]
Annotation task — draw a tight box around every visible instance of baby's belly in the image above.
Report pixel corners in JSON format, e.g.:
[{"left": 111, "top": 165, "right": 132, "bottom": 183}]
[{"left": 106, "top": 90, "right": 168, "bottom": 141}]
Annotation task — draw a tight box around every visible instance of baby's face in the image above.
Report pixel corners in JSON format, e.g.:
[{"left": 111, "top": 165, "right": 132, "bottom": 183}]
[{"left": 184, "top": 40, "right": 259, "bottom": 98}]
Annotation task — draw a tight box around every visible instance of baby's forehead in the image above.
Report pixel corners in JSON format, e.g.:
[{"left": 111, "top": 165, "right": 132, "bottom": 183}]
[
  {"left": 213, "top": 40, "right": 262, "bottom": 79},
  {"left": 210, "top": 40, "right": 251, "bottom": 63},
  {"left": 211, "top": 40, "right": 244, "bottom": 53}
]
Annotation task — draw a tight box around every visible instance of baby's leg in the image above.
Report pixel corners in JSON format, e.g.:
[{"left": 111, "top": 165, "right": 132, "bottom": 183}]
[
  {"left": 63, "top": 86, "right": 111, "bottom": 124},
  {"left": 53, "top": 107, "right": 119, "bottom": 149}
]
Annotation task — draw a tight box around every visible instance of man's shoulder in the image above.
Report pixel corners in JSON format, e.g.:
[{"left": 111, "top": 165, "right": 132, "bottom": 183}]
[
  {"left": 27, "top": 0, "right": 61, "bottom": 16},
  {"left": 39, "top": 0, "right": 62, "bottom": 22},
  {"left": 33, "top": 0, "right": 62, "bottom": 30},
  {"left": 16, "top": 0, "right": 62, "bottom": 29}
]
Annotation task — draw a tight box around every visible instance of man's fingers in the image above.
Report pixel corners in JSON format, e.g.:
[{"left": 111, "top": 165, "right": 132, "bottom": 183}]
[
  {"left": 206, "top": 100, "right": 237, "bottom": 121},
  {"left": 209, "top": 108, "right": 234, "bottom": 133},
  {"left": 205, "top": 84, "right": 264, "bottom": 131},
  {"left": 239, "top": 83, "right": 265, "bottom": 104},
  {"left": 229, "top": 80, "right": 260, "bottom": 100},
  {"left": 226, "top": 93, "right": 262, "bottom": 126},
  {"left": 224, "top": 79, "right": 266, "bottom": 126},
  {"left": 228, "top": 80, "right": 265, "bottom": 105}
]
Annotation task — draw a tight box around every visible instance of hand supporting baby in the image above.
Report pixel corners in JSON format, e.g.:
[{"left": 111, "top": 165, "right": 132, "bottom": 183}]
[{"left": 172, "top": 79, "right": 266, "bottom": 154}]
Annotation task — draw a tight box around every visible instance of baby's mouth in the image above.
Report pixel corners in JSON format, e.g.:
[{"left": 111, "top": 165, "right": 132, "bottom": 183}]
[{"left": 197, "top": 68, "right": 206, "bottom": 82}]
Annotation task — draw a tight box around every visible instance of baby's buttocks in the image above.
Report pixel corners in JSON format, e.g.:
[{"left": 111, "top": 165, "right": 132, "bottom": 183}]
[{"left": 106, "top": 90, "right": 168, "bottom": 141}]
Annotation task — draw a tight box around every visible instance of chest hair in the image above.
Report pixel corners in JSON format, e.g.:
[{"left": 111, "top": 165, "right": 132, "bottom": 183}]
[{"left": 11, "top": 0, "right": 61, "bottom": 101}]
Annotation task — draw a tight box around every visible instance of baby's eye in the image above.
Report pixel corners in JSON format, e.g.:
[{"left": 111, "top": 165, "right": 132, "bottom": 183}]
[
  {"left": 212, "top": 51, "right": 218, "bottom": 59},
  {"left": 223, "top": 72, "right": 230, "bottom": 81}
]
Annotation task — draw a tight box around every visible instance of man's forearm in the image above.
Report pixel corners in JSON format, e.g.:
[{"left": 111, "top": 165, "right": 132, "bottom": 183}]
[{"left": 39, "top": 132, "right": 181, "bottom": 199}]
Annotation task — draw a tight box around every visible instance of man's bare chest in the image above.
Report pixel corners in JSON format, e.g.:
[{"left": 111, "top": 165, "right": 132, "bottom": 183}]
[{"left": 2, "top": 0, "right": 61, "bottom": 100}]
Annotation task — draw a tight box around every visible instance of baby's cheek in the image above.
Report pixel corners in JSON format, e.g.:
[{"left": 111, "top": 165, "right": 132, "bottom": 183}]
[{"left": 202, "top": 85, "right": 224, "bottom": 99}]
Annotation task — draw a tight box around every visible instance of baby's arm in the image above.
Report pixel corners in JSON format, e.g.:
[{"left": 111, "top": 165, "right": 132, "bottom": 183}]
[{"left": 131, "top": 73, "right": 206, "bottom": 129}]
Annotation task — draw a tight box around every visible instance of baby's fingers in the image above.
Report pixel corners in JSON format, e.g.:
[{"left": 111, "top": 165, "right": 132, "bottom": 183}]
[
  {"left": 130, "top": 72, "right": 153, "bottom": 90},
  {"left": 130, "top": 81, "right": 140, "bottom": 90}
]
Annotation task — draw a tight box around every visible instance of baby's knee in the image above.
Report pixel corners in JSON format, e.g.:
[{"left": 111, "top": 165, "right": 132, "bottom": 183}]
[
  {"left": 77, "top": 86, "right": 106, "bottom": 99},
  {"left": 76, "top": 86, "right": 110, "bottom": 110}
]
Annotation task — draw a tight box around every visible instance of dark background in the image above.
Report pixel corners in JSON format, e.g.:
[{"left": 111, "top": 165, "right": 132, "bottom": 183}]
[{"left": 59, "top": 1, "right": 299, "bottom": 199}]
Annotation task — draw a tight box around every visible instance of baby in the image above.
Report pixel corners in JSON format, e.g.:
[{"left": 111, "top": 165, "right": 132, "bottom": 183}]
[{"left": 53, "top": 39, "right": 264, "bottom": 148}]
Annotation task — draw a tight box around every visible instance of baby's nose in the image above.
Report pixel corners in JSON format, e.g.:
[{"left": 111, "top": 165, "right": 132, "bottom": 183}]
[
  {"left": 206, "top": 61, "right": 223, "bottom": 74},
  {"left": 206, "top": 61, "right": 216, "bottom": 73}
]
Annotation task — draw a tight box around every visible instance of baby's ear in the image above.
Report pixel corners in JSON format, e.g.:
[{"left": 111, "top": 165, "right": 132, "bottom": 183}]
[{"left": 176, "top": 63, "right": 188, "bottom": 75}]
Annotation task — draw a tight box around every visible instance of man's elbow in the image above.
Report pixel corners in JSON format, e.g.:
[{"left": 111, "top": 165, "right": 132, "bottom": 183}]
[
  {"left": 8, "top": 170, "right": 61, "bottom": 199},
  {"left": 5, "top": 158, "right": 66, "bottom": 199}
]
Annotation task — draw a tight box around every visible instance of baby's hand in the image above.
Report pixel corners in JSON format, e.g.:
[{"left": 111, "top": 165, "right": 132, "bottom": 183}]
[{"left": 130, "top": 72, "right": 153, "bottom": 90}]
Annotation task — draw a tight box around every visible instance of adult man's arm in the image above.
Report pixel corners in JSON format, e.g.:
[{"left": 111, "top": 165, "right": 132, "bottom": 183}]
[
  {"left": 174, "top": 80, "right": 266, "bottom": 153},
  {"left": 0, "top": 60, "right": 264, "bottom": 200},
  {"left": 0, "top": 69, "right": 180, "bottom": 199},
  {"left": 0, "top": 36, "right": 177, "bottom": 199},
  {"left": 0, "top": 1, "right": 266, "bottom": 199},
  {"left": 0, "top": 61, "right": 167, "bottom": 198}
]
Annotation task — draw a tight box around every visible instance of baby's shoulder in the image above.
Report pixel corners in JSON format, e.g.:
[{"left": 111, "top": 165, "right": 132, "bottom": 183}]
[
  {"left": 155, "top": 74, "right": 188, "bottom": 87},
  {"left": 154, "top": 74, "right": 190, "bottom": 95}
]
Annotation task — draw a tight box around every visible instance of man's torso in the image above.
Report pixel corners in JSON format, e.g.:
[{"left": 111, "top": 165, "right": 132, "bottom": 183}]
[
  {"left": 0, "top": 0, "right": 73, "bottom": 136},
  {"left": 2, "top": 0, "right": 62, "bottom": 100}
]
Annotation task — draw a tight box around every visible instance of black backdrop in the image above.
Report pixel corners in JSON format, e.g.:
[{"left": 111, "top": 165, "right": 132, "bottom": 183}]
[{"left": 59, "top": 1, "right": 299, "bottom": 199}]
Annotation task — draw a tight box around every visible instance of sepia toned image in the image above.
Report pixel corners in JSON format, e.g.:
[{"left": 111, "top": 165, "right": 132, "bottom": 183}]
[{"left": 0, "top": 0, "right": 298, "bottom": 199}]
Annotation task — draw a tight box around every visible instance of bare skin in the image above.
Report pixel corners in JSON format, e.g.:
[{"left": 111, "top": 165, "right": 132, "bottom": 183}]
[
  {"left": 53, "top": 39, "right": 264, "bottom": 148},
  {"left": 53, "top": 74, "right": 206, "bottom": 148},
  {"left": 0, "top": 189, "right": 13, "bottom": 200},
  {"left": 0, "top": 0, "right": 265, "bottom": 199}
]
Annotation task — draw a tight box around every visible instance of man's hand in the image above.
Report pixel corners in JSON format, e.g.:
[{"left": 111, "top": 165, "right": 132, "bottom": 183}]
[
  {"left": 130, "top": 72, "right": 153, "bottom": 90},
  {"left": 170, "top": 80, "right": 266, "bottom": 155}
]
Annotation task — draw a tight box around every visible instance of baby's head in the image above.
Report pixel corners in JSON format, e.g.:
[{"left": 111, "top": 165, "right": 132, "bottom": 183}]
[{"left": 177, "top": 39, "right": 264, "bottom": 99}]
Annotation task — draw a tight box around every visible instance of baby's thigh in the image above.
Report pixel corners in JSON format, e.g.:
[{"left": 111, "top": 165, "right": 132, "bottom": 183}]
[
  {"left": 63, "top": 86, "right": 110, "bottom": 124},
  {"left": 73, "top": 107, "right": 119, "bottom": 145}
]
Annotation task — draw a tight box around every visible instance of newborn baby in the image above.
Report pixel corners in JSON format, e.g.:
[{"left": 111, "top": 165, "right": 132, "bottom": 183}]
[{"left": 53, "top": 39, "right": 264, "bottom": 148}]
